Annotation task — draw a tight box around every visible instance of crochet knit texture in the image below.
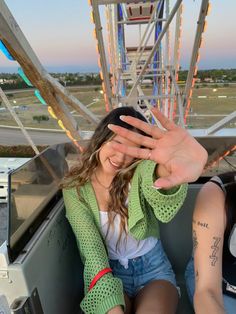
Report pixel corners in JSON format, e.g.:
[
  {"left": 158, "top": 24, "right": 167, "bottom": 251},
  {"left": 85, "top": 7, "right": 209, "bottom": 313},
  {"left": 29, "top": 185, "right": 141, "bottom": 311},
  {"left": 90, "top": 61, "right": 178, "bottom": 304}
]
[{"left": 63, "top": 160, "right": 187, "bottom": 314}]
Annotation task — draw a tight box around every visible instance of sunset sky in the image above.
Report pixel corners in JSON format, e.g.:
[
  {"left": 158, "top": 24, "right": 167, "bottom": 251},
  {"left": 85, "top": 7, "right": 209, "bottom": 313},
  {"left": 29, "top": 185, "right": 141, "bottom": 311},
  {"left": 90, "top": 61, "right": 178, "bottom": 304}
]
[{"left": 0, "top": 0, "right": 235, "bottom": 72}]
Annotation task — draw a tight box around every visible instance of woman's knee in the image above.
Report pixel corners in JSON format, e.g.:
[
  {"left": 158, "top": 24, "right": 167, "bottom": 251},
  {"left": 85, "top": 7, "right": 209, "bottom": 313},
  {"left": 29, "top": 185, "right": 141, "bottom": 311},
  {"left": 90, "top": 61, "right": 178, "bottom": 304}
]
[{"left": 134, "top": 280, "right": 178, "bottom": 314}]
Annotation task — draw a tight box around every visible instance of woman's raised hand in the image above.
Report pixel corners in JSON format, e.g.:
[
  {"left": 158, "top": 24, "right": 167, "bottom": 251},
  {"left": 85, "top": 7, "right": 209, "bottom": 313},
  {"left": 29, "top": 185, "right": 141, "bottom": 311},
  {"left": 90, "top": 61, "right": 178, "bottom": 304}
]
[{"left": 108, "top": 108, "right": 208, "bottom": 189}]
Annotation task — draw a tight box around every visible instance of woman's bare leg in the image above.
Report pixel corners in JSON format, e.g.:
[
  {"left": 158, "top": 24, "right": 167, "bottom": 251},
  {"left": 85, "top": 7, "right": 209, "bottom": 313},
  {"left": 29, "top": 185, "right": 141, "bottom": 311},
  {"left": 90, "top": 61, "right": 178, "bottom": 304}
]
[
  {"left": 134, "top": 280, "right": 178, "bottom": 314},
  {"left": 124, "top": 292, "right": 133, "bottom": 314}
]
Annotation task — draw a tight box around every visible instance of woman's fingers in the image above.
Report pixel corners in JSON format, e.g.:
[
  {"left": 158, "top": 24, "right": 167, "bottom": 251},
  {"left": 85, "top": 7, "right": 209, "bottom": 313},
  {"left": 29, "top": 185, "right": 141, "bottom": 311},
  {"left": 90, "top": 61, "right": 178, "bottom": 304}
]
[
  {"left": 151, "top": 108, "right": 176, "bottom": 131},
  {"left": 108, "top": 141, "right": 152, "bottom": 160},
  {"left": 108, "top": 124, "right": 157, "bottom": 149},
  {"left": 154, "top": 174, "right": 183, "bottom": 189},
  {"left": 119, "top": 115, "right": 164, "bottom": 139}
]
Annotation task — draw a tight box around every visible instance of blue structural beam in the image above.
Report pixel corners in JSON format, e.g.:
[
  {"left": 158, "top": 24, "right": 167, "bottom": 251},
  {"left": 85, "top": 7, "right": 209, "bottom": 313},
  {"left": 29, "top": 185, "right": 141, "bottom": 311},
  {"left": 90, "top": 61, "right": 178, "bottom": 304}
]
[
  {"left": 118, "top": 4, "right": 126, "bottom": 97},
  {"left": 0, "top": 40, "right": 15, "bottom": 60}
]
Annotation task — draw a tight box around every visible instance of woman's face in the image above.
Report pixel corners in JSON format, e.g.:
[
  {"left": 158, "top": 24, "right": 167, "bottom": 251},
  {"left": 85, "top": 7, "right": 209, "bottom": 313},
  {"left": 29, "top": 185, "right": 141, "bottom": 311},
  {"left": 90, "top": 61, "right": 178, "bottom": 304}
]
[{"left": 98, "top": 134, "right": 139, "bottom": 176}]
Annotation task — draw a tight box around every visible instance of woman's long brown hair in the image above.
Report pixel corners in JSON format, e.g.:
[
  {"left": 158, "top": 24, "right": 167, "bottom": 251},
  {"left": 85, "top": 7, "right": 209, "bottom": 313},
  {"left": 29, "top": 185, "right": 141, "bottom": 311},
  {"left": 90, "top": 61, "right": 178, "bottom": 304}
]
[{"left": 62, "top": 107, "right": 147, "bottom": 244}]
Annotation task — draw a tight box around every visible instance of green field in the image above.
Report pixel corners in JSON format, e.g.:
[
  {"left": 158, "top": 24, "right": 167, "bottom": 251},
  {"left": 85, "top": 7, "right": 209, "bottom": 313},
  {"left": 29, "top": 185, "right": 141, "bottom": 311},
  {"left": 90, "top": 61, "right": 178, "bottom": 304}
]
[
  {"left": 186, "top": 84, "right": 236, "bottom": 128},
  {"left": 1, "top": 86, "right": 107, "bottom": 131},
  {"left": 0, "top": 84, "right": 235, "bottom": 130}
]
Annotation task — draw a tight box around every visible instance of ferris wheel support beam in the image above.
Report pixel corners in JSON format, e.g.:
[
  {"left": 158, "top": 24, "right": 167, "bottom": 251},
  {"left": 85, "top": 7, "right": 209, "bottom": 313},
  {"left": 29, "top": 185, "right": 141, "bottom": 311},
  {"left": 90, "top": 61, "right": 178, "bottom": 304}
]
[
  {"left": 123, "top": 94, "right": 175, "bottom": 101},
  {"left": 97, "top": 0, "right": 154, "bottom": 4},
  {"left": 106, "top": 5, "right": 117, "bottom": 95},
  {"left": 112, "top": 4, "right": 119, "bottom": 98},
  {"left": 121, "top": 3, "right": 128, "bottom": 22},
  {"left": 164, "top": 0, "right": 170, "bottom": 118},
  {"left": 129, "top": 0, "right": 163, "bottom": 75},
  {"left": 204, "top": 111, "right": 236, "bottom": 135},
  {"left": 183, "top": 0, "right": 210, "bottom": 120},
  {"left": 44, "top": 74, "right": 100, "bottom": 123},
  {"left": 0, "top": 0, "right": 99, "bottom": 142},
  {"left": 127, "top": 0, "right": 183, "bottom": 101},
  {"left": 169, "top": 69, "right": 184, "bottom": 127},
  {"left": 0, "top": 87, "right": 40, "bottom": 155},
  {"left": 91, "top": 1, "right": 113, "bottom": 110},
  {"left": 173, "top": 4, "right": 183, "bottom": 85},
  {"left": 117, "top": 18, "right": 167, "bottom": 25},
  {"left": 170, "top": 3, "right": 183, "bottom": 120}
]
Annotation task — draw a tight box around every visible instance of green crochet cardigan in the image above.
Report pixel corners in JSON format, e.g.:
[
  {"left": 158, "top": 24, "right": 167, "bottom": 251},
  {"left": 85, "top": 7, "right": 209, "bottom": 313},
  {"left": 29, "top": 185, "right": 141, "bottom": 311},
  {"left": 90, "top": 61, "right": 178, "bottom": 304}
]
[{"left": 63, "top": 160, "right": 187, "bottom": 314}]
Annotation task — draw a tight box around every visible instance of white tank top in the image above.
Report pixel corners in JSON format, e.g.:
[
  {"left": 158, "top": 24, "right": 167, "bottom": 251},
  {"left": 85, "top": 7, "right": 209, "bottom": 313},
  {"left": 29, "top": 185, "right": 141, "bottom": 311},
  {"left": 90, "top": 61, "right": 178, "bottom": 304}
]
[{"left": 99, "top": 211, "right": 157, "bottom": 269}]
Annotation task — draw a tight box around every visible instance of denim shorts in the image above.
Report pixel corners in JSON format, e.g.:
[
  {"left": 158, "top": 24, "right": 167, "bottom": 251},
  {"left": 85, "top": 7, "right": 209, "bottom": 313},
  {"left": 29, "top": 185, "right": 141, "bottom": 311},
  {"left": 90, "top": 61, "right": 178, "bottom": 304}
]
[{"left": 109, "top": 240, "right": 177, "bottom": 297}]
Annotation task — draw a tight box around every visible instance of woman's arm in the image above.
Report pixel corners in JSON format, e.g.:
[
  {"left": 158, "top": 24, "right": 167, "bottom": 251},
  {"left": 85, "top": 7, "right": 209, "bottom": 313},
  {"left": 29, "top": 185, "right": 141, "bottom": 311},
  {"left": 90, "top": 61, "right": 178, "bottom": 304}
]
[
  {"left": 63, "top": 187, "right": 125, "bottom": 314},
  {"left": 193, "top": 182, "right": 227, "bottom": 314}
]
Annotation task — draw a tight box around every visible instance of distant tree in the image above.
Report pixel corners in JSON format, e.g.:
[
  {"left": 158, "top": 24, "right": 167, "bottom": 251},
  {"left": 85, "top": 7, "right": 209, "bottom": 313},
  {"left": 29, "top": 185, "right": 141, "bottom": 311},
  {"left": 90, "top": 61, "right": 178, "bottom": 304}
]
[{"left": 33, "top": 115, "right": 49, "bottom": 123}]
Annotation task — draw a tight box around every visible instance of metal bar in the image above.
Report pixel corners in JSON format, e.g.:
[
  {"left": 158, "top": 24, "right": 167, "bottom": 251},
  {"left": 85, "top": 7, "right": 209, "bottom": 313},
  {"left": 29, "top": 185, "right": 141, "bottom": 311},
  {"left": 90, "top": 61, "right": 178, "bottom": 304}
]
[
  {"left": 117, "top": 18, "right": 166, "bottom": 25},
  {"left": 122, "top": 94, "right": 175, "bottom": 101},
  {"left": 205, "top": 111, "right": 236, "bottom": 135},
  {"left": 170, "top": 3, "right": 183, "bottom": 119},
  {"left": 122, "top": 60, "right": 160, "bottom": 66},
  {"left": 107, "top": 5, "right": 117, "bottom": 94},
  {"left": 173, "top": 4, "right": 182, "bottom": 76},
  {"left": 127, "top": 0, "right": 183, "bottom": 99},
  {"left": 121, "top": 3, "right": 128, "bottom": 22},
  {"left": 183, "top": 0, "right": 209, "bottom": 118},
  {"left": 91, "top": 1, "right": 113, "bottom": 109},
  {"left": 97, "top": 0, "right": 154, "bottom": 5},
  {"left": 130, "top": 1, "right": 163, "bottom": 74},
  {"left": 164, "top": 0, "right": 170, "bottom": 117},
  {"left": 121, "top": 73, "right": 164, "bottom": 79},
  {"left": 45, "top": 74, "right": 100, "bottom": 124},
  {"left": 0, "top": 87, "right": 39, "bottom": 154},
  {"left": 113, "top": 5, "right": 119, "bottom": 76},
  {"left": 169, "top": 70, "right": 185, "bottom": 127}
]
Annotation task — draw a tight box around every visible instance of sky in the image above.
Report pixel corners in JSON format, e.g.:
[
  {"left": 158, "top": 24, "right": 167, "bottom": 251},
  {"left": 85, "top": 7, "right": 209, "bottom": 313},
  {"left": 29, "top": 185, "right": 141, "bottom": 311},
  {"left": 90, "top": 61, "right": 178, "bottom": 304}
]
[{"left": 0, "top": 0, "right": 235, "bottom": 73}]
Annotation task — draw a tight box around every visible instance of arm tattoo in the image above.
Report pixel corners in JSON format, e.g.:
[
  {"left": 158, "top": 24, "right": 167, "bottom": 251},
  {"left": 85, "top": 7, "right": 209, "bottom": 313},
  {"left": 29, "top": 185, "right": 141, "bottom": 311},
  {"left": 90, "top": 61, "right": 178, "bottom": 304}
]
[
  {"left": 209, "top": 237, "right": 221, "bottom": 266},
  {"left": 197, "top": 221, "right": 209, "bottom": 229},
  {"left": 193, "top": 219, "right": 209, "bottom": 229},
  {"left": 193, "top": 229, "right": 198, "bottom": 253}
]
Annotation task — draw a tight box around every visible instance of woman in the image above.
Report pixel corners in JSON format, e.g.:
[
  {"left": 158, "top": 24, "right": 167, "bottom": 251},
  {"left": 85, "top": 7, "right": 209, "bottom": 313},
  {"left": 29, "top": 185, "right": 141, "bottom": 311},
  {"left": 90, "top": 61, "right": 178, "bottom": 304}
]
[
  {"left": 63, "top": 106, "right": 207, "bottom": 314},
  {"left": 185, "top": 171, "right": 236, "bottom": 314}
]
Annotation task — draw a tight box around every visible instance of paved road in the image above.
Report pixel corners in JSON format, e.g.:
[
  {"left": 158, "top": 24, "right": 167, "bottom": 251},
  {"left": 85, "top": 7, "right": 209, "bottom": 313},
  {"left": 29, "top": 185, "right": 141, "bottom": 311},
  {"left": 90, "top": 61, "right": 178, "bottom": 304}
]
[
  {"left": 4, "top": 85, "right": 101, "bottom": 95},
  {"left": 0, "top": 127, "right": 69, "bottom": 145}
]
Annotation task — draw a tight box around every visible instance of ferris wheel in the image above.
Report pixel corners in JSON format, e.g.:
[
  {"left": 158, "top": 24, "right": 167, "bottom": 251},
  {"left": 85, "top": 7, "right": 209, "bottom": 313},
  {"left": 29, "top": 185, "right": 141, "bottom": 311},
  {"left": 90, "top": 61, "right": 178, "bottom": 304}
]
[
  {"left": 87, "top": 0, "right": 235, "bottom": 168},
  {"left": 89, "top": 0, "right": 208, "bottom": 125}
]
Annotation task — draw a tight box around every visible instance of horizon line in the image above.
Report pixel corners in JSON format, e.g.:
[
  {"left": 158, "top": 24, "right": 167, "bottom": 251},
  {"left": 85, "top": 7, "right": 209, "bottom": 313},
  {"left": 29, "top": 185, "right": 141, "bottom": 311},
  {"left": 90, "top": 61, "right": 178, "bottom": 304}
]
[{"left": 0, "top": 67, "right": 236, "bottom": 74}]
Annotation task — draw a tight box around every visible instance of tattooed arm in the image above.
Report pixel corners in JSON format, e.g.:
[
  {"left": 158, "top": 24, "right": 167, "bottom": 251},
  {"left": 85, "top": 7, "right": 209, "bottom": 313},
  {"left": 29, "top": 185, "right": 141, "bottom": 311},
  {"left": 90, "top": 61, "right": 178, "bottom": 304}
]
[{"left": 193, "top": 182, "right": 227, "bottom": 314}]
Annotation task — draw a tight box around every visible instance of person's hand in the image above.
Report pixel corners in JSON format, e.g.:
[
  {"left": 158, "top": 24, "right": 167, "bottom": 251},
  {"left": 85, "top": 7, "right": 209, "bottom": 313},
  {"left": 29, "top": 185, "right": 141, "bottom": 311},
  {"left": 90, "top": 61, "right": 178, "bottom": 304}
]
[{"left": 108, "top": 108, "right": 208, "bottom": 189}]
